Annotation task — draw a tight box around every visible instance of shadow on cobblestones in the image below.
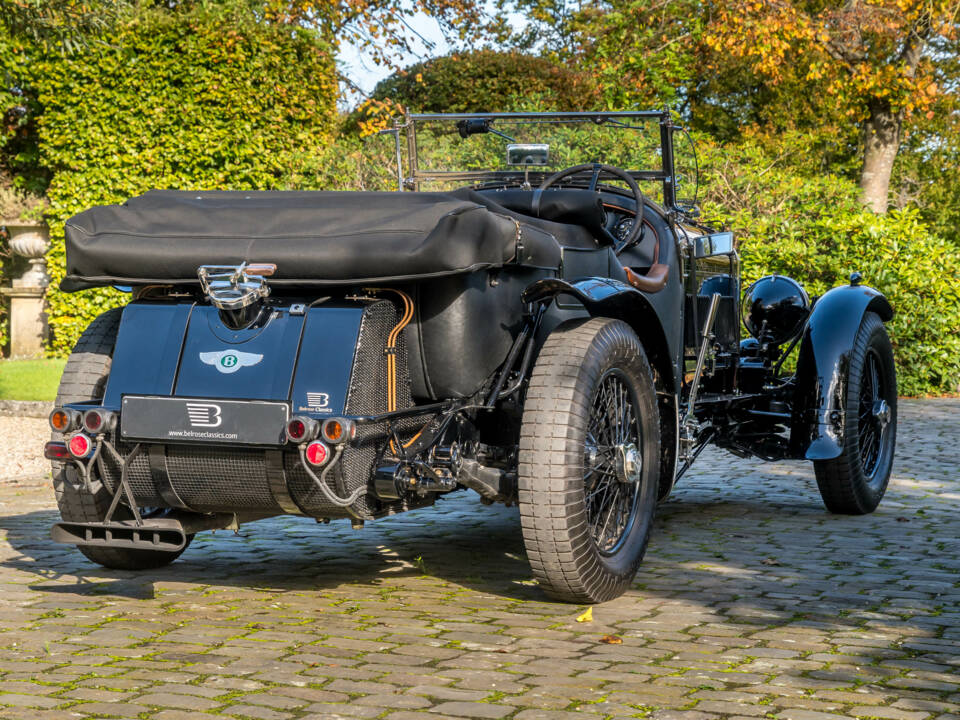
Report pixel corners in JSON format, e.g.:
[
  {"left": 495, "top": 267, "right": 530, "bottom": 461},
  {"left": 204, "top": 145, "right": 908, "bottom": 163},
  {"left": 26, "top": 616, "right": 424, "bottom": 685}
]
[{"left": 0, "top": 400, "right": 954, "bottom": 719}]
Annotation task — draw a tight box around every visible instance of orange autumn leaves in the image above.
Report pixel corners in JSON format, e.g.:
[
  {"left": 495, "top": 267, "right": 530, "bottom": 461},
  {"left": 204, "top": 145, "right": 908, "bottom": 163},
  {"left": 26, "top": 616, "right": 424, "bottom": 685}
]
[{"left": 704, "top": 0, "right": 958, "bottom": 122}]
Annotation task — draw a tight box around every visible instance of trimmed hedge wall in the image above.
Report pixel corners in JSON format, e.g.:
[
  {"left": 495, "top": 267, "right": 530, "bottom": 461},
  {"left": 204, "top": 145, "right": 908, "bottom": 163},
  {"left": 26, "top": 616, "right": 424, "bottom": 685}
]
[{"left": 10, "top": 5, "right": 336, "bottom": 354}]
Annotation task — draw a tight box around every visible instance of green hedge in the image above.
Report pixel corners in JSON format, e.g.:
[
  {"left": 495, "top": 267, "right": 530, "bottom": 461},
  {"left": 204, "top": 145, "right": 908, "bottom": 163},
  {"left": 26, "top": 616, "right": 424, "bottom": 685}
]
[
  {"left": 696, "top": 136, "right": 960, "bottom": 396},
  {"left": 8, "top": 5, "right": 337, "bottom": 354}
]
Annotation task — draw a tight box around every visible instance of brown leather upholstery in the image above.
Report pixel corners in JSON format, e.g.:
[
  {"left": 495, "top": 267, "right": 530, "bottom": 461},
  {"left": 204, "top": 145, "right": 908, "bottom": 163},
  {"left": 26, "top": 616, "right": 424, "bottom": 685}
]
[{"left": 624, "top": 264, "right": 669, "bottom": 294}]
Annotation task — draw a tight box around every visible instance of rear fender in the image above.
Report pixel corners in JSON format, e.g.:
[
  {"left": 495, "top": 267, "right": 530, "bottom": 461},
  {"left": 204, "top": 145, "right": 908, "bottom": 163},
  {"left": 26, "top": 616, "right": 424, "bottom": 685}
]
[
  {"left": 522, "top": 277, "right": 675, "bottom": 392},
  {"left": 523, "top": 276, "right": 679, "bottom": 500},
  {"left": 791, "top": 284, "right": 893, "bottom": 461}
]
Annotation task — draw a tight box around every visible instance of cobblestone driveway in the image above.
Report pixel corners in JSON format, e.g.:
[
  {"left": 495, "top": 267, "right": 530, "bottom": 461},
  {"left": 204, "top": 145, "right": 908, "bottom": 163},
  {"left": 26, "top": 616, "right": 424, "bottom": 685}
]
[{"left": 0, "top": 400, "right": 956, "bottom": 720}]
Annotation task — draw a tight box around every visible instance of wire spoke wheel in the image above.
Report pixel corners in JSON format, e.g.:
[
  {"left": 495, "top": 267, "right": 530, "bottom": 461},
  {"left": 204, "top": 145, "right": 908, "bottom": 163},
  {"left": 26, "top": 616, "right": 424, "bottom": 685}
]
[
  {"left": 857, "top": 349, "right": 890, "bottom": 481},
  {"left": 814, "top": 312, "right": 897, "bottom": 515},
  {"left": 518, "top": 318, "right": 659, "bottom": 603},
  {"left": 584, "top": 371, "right": 642, "bottom": 555}
]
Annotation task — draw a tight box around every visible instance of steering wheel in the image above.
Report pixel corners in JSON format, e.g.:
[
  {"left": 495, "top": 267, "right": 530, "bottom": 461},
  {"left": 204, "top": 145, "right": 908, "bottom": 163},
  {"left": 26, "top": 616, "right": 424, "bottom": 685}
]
[{"left": 539, "top": 163, "right": 645, "bottom": 252}]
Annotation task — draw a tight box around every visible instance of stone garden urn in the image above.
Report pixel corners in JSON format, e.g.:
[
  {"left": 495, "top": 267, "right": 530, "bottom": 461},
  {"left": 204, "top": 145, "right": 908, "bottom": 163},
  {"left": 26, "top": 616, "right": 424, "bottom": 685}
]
[
  {"left": 6, "top": 220, "right": 50, "bottom": 287},
  {"left": 2, "top": 220, "right": 50, "bottom": 357}
]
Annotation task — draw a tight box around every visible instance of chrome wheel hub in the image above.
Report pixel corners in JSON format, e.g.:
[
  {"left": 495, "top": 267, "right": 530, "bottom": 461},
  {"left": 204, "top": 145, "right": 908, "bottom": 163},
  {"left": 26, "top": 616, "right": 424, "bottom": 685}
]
[
  {"left": 615, "top": 443, "right": 642, "bottom": 484},
  {"left": 872, "top": 399, "right": 891, "bottom": 430}
]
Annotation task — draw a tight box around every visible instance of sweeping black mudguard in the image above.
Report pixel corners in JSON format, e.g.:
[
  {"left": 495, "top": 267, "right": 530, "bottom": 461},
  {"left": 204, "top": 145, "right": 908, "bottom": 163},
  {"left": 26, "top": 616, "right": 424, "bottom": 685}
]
[
  {"left": 522, "top": 276, "right": 678, "bottom": 395},
  {"left": 792, "top": 283, "right": 894, "bottom": 461}
]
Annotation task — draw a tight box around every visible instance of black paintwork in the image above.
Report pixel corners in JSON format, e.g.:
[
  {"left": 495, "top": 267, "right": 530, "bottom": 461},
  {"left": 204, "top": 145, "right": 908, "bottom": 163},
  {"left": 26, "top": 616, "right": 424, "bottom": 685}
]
[
  {"left": 99, "top": 300, "right": 367, "bottom": 442},
  {"left": 743, "top": 275, "right": 811, "bottom": 346},
  {"left": 792, "top": 284, "right": 894, "bottom": 460}
]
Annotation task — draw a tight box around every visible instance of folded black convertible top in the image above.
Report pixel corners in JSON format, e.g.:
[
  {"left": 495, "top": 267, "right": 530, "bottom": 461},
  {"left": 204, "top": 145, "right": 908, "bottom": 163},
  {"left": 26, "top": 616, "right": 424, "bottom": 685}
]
[{"left": 61, "top": 189, "right": 572, "bottom": 291}]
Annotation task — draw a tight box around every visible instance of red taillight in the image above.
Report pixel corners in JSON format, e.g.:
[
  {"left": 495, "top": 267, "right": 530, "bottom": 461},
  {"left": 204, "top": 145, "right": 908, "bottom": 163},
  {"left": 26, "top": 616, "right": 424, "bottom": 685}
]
[
  {"left": 83, "top": 411, "right": 102, "bottom": 433},
  {"left": 44, "top": 442, "right": 70, "bottom": 460},
  {"left": 286, "top": 416, "right": 317, "bottom": 444},
  {"left": 304, "top": 440, "right": 329, "bottom": 466},
  {"left": 287, "top": 419, "right": 305, "bottom": 440},
  {"left": 67, "top": 434, "right": 94, "bottom": 459},
  {"left": 82, "top": 409, "right": 115, "bottom": 435}
]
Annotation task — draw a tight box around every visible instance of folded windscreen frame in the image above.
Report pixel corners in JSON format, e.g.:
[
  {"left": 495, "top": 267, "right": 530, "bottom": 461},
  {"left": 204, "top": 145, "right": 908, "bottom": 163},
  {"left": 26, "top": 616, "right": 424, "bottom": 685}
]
[{"left": 61, "top": 189, "right": 574, "bottom": 291}]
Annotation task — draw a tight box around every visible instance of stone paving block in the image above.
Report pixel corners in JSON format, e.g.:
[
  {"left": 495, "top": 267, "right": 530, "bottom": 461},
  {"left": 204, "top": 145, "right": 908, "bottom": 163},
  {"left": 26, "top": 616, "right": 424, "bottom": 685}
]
[
  {"left": 407, "top": 685, "right": 490, "bottom": 701},
  {"left": 223, "top": 704, "right": 293, "bottom": 720},
  {"left": 695, "top": 700, "right": 769, "bottom": 716},
  {"left": 849, "top": 706, "right": 933, "bottom": 720},
  {"left": 66, "top": 700, "right": 152, "bottom": 716},
  {"left": 152, "top": 711, "right": 219, "bottom": 720},
  {"left": 650, "top": 712, "right": 721, "bottom": 720},
  {"left": 428, "top": 701, "right": 514, "bottom": 718},
  {"left": 512, "top": 711, "right": 591, "bottom": 720},
  {"left": 0, "top": 693, "right": 61, "bottom": 708},
  {"left": 135, "top": 692, "right": 222, "bottom": 711},
  {"left": 302, "top": 702, "right": 387, "bottom": 718},
  {"left": 0, "top": 401, "right": 957, "bottom": 720}
]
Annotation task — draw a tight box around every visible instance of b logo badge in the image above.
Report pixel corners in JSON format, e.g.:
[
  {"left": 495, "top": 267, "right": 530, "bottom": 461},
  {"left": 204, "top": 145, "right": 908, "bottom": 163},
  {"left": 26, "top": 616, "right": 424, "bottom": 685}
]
[
  {"left": 306, "top": 392, "right": 330, "bottom": 409},
  {"left": 186, "top": 402, "right": 222, "bottom": 428},
  {"left": 200, "top": 350, "right": 263, "bottom": 374}
]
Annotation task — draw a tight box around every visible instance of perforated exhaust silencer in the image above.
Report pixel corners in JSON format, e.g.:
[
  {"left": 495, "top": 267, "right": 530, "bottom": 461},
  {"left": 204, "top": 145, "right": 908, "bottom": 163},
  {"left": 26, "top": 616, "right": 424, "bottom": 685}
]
[{"left": 50, "top": 512, "right": 234, "bottom": 553}]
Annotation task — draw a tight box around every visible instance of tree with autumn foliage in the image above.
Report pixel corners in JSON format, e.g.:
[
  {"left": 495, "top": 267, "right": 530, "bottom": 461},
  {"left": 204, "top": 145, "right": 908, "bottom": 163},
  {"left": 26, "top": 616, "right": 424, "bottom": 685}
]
[
  {"left": 506, "top": 0, "right": 959, "bottom": 214},
  {"left": 705, "top": 0, "right": 959, "bottom": 213}
]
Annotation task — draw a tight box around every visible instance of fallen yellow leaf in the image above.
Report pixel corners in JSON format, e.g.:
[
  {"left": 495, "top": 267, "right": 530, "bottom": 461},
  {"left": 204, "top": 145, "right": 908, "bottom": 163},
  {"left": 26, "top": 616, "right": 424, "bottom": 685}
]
[{"left": 576, "top": 607, "right": 593, "bottom": 623}]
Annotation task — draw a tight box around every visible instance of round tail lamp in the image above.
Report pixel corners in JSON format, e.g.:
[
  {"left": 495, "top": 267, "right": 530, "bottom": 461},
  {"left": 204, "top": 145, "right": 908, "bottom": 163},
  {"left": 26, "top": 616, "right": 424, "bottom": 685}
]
[
  {"left": 304, "top": 440, "right": 330, "bottom": 467},
  {"left": 49, "top": 408, "right": 80, "bottom": 433},
  {"left": 67, "top": 433, "right": 95, "bottom": 459},
  {"left": 321, "top": 418, "right": 356, "bottom": 445},
  {"left": 286, "top": 416, "right": 318, "bottom": 444},
  {"left": 82, "top": 409, "right": 116, "bottom": 435}
]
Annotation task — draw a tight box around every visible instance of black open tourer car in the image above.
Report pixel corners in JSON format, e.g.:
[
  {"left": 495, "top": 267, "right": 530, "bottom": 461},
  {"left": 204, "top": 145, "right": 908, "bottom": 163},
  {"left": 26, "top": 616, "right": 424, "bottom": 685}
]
[{"left": 45, "top": 111, "right": 897, "bottom": 603}]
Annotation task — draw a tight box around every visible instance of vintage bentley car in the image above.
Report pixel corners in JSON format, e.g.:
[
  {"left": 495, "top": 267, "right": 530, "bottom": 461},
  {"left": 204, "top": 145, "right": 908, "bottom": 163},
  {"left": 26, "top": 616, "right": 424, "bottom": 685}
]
[{"left": 45, "top": 111, "right": 897, "bottom": 603}]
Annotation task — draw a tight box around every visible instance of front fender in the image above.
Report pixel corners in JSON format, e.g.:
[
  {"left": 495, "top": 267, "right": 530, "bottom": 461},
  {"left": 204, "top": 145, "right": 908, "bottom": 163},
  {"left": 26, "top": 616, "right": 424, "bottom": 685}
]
[
  {"left": 792, "top": 284, "right": 893, "bottom": 461},
  {"left": 524, "top": 275, "right": 680, "bottom": 501}
]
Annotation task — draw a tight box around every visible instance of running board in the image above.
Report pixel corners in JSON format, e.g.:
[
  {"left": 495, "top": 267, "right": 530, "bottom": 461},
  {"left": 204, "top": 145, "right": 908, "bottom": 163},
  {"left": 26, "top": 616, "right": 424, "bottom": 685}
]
[{"left": 51, "top": 513, "right": 234, "bottom": 553}]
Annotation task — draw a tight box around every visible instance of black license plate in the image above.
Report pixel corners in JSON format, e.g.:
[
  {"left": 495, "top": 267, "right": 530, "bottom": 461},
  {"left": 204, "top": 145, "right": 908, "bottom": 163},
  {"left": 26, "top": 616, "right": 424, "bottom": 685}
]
[{"left": 121, "top": 396, "right": 289, "bottom": 446}]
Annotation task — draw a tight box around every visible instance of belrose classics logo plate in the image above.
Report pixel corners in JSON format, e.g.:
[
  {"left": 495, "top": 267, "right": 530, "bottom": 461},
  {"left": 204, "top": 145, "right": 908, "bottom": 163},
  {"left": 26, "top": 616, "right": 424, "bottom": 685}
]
[{"left": 199, "top": 350, "right": 264, "bottom": 374}]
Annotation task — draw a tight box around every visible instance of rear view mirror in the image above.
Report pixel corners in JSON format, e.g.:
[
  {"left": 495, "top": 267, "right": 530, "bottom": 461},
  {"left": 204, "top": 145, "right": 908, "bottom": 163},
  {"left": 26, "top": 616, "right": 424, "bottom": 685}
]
[
  {"left": 694, "top": 231, "right": 734, "bottom": 258},
  {"left": 507, "top": 143, "right": 549, "bottom": 166}
]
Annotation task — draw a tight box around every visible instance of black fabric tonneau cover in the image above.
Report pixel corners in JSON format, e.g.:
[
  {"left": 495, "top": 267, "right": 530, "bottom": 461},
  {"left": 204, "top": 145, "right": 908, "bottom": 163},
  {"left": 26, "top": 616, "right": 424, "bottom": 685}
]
[{"left": 62, "top": 189, "right": 571, "bottom": 291}]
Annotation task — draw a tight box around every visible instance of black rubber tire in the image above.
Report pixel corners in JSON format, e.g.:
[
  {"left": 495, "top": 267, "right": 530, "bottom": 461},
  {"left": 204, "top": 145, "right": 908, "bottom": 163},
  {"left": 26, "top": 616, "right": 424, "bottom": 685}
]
[
  {"left": 52, "top": 307, "right": 191, "bottom": 570},
  {"left": 814, "top": 312, "right": 897, "bottom": 514},
  {"left": 518, "top": 318, "right": 660, "bottom": 603}
]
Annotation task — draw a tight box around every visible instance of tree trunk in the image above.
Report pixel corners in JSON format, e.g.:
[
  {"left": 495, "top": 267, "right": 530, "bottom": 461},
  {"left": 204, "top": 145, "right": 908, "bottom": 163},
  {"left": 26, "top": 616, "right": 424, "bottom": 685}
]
[{"left": 858, "top": 98, "right": 901, "bottom": 214}]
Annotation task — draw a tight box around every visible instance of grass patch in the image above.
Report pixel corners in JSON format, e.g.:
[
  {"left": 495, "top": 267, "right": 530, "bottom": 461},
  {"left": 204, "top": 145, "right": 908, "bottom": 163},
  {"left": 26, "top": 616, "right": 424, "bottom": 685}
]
[{"left": 0, "top": 358, "right": 66, "bottom": 401}]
